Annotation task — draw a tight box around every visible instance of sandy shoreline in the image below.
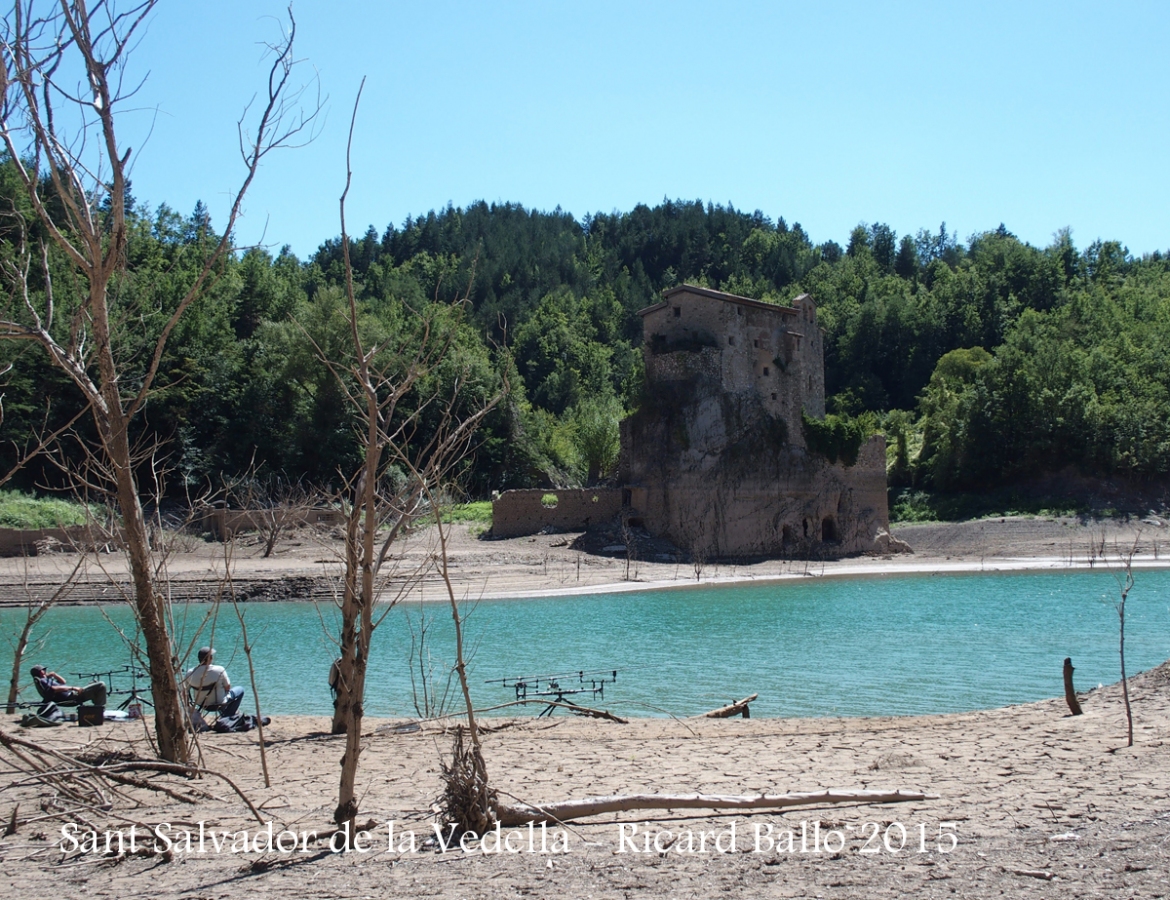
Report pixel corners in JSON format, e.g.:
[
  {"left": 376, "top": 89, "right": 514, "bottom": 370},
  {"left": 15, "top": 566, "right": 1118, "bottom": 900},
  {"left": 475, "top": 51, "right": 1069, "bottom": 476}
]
[
  {"left": 480, "top": 553, "right": 1170, "bottom": 600},
  {"left": 3, "top": 666, "right": 1168, "bottom": 899},
  {"left": 2, "top": 514, "right": 1167, "bottom": 605},
  {"left": 2, "top": 515, "right": 1168, "bottom": 897}
]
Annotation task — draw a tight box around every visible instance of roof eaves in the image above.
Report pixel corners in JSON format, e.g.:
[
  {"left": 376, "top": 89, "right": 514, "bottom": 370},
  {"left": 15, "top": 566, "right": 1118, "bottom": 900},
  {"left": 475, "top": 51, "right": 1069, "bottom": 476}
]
[{"left": 659, "top": 283, "right": 798, "bottom": 315}]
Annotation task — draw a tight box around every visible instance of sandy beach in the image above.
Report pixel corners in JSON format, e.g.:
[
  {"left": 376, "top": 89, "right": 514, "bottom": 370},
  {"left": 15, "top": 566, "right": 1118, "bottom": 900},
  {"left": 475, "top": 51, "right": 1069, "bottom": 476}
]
[{"left": 2, "top": 515, "right": 1168, "bottom": 898}]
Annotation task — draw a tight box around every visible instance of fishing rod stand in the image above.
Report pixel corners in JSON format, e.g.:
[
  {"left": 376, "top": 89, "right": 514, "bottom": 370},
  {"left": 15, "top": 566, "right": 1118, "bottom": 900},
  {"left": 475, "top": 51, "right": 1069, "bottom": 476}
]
[{"left": 486, "top": 669, "right": 619, "bottom": 717}]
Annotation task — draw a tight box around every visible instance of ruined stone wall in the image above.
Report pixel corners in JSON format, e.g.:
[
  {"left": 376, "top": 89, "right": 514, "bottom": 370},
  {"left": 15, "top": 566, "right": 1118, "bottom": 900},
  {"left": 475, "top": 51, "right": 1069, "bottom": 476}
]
[
  {"left": 624, "top": 432, "right": 887, "bottom": 559},
  {"left": 642, "top": 287, "right": 826, "bottom": 448},
  {"left": 0, "top": 525, "right": 123, "bottom": 557},
  {"left": 622, "top": 323, "right": 887, "bottom": 559},
  {"left": 644, "top": 345, "right": 722, "bottom": 388},
  {"left": 792, "top": 294, "right": 826, "bottom": 418},
  {"left": 490, "top": 489, "right": 624, "bottom": 538}
]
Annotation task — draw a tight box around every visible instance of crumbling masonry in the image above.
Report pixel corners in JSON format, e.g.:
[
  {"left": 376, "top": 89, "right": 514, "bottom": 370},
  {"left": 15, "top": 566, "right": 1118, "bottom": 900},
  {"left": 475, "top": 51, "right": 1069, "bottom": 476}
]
[{"left": 494, "top": 284, "right": 889, "bottom": 556}]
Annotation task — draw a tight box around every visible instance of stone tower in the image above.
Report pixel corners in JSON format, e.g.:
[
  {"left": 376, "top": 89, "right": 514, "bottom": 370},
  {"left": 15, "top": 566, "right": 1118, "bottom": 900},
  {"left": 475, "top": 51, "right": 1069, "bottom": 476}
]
[{"left": 621, "top": 285, "right": 888, "bottom": 557}]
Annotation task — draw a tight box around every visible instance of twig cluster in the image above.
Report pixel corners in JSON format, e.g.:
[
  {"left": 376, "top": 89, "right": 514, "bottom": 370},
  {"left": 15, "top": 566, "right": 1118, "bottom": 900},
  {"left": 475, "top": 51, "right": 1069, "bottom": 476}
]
[{"left": 0, "top": 726, "right": 273, "bottom": 863}]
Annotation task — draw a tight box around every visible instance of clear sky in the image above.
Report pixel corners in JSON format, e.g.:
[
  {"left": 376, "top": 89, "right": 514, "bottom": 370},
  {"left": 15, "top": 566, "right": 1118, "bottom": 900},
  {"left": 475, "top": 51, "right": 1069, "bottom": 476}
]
[{"left": 116, "top": 0, "right": 1170, "bottom": 260}]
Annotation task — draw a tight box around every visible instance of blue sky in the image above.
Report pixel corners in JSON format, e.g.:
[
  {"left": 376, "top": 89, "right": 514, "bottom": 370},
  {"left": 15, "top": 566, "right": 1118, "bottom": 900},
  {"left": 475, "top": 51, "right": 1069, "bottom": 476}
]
[{"left": 118, "top": 1, "right": 1170, "bottom": 259}]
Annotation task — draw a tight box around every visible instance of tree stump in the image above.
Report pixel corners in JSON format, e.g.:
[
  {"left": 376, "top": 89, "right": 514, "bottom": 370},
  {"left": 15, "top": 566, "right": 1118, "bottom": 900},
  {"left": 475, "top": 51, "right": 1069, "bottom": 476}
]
[{"left": 1063, "top": 657, "right": 1083, "bottom": 716}]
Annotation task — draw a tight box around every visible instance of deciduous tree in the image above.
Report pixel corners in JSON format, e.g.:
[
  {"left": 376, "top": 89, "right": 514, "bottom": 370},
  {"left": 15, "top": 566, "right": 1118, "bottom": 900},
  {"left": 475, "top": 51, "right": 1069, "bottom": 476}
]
[{"left": 0, "top": 0, "right": 316, "bottom": 762}]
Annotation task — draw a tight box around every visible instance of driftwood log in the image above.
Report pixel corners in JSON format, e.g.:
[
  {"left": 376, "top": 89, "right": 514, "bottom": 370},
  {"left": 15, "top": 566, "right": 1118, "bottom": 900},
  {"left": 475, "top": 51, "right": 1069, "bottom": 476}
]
[
  {"left": 494, "top": 788, "right": 935, "bottom": 827},
  {"left": 1063, "top": 657, "right": 1083, "bottom": 716},
  {"left": 560, "top": 701, "right": 628, "bottom": 723},
  {"left": 699, "top": 694, "right": 758, "bottom": 718}
]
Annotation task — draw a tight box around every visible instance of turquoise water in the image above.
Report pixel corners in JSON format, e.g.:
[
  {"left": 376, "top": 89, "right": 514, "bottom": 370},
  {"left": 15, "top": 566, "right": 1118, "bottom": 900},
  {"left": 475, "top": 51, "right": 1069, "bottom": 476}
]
[{"left": 8, "top": 569, "right": 1170, "bottom": 719}]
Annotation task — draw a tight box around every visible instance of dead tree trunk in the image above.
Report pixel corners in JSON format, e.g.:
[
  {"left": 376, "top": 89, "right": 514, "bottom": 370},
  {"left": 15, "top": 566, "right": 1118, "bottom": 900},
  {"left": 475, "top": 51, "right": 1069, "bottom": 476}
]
[
  {"left": 495, "top": 789, "right": 936, "bottom": 827},
  {"left": 699, "top": 694, "right": 757, "bottom": 718},
  {"left": 323, "top": 81, "right": 504, "bottom": 844},
  {"left": 0, "top": 1, "right": 316, "bottom": 763},
  {"left": 1112, "top": 538, "right": 1138, "bottom": 747},
  {"left": 106, "top": 407, "right": 188, "bottom": 762},
  {"left": 1063, "top": 658, "right": 1083, "bottom": 716}
]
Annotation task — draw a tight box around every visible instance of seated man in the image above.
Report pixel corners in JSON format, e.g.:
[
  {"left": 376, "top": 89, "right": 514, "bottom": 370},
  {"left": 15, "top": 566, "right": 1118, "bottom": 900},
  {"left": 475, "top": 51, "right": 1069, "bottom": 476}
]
[
  {"left": 181, "top": 647, "right": 244, "bottom": 718},
  {"left": 30, "top": 665, "right": 107, "bottom": 707}
]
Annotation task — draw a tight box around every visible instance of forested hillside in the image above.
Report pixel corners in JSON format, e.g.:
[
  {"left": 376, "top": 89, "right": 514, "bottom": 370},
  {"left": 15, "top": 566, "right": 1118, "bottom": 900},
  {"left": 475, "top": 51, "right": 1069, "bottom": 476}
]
[{"left": 3, "top": 176, "right": 1168, "bottom": 512}]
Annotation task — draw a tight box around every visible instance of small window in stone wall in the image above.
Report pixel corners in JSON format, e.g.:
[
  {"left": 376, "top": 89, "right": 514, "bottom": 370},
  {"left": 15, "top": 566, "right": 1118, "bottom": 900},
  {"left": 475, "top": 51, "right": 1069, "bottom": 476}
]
[
  {"left": 728, "top": 336, "right": 735, "bottom": 346},
  {"left": 737, "top": 306, "right": 743, "bottom": 316},
  {"left": 763, "top": 366, "right": 770, "bottom": 376},
  {"left": 673, "top": 306, "right": 681, "bottom": 318},
  {"left": 753, "top": 339, "right": 758, "bottom": 348},
  {"left": 771, "top": 392, "right": 777, "bottom": 400}
]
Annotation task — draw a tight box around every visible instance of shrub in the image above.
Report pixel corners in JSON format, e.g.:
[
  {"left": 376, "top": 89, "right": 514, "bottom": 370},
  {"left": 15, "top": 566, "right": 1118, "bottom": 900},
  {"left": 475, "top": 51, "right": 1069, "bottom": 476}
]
[
  {"left": 801, "top": 412, "right": 871, "bottom": 466},
  {"left": 441, "top": 502, "right": 493, "bottom": 525},
  {"left": 0, "top": 490, "right": 93, "bottom": 529}
]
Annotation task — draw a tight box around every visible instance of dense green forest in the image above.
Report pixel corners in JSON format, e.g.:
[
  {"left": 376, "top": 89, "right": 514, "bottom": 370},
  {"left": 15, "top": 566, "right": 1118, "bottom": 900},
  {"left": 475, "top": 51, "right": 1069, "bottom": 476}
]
[{"left": 3, "top": 170, "right": 1168, "bottom": 514}]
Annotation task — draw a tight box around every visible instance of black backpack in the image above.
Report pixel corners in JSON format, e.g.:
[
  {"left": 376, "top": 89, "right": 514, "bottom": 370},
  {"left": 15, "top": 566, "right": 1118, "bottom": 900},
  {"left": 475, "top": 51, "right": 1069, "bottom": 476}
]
[
  {"left": 20, "top": 701, "right": 64, "bottom": 728},
  {"left": 211, "top": 713, "right": 269, "bottom": 733}
]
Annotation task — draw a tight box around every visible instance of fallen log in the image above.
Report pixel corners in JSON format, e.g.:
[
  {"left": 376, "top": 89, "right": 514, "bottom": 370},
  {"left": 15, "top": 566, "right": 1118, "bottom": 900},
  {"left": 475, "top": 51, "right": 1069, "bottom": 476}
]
[
  {"left": 697, "top": 694, "right": 758, "bottom": 719},
  {"left": 560, "top": 701, "right": 628, "bottom": 724},
  {"left": 494, "top": 788, "right": 936, "bottom": 826}
]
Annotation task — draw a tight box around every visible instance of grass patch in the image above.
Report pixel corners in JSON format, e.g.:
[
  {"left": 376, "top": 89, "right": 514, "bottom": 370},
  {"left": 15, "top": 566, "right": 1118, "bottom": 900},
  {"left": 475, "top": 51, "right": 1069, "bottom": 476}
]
[
  {"left": 0, "top": 490, "right": 94, "bottom": 529},
  {"left": 441, "top": 501, "right": 493, "bottom": 525}
]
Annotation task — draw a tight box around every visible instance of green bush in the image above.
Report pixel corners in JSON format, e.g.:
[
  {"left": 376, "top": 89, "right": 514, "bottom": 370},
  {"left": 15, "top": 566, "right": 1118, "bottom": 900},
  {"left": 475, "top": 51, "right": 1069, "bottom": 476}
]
[
  {"left": 889, "top": 490, "right": 939, "bottom": 523},
  {"left": 888, "top": 487, "right": 1087, "bottom": 523},
  {"left": 441, "top": 501, "right": 493, "bottom": 525},
  {"left": 0, "top": 490, "right": 93, "bottom": 529},
  {"left": 801, "top": 412, "right": 871, "bottom": 466}
]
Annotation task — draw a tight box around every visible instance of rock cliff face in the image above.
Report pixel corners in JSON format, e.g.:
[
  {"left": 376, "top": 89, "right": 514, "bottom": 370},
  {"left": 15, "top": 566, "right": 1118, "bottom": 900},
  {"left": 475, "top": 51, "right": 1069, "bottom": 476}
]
[{"left": 622, "top": 286, "right": 888, "bottom": 559}]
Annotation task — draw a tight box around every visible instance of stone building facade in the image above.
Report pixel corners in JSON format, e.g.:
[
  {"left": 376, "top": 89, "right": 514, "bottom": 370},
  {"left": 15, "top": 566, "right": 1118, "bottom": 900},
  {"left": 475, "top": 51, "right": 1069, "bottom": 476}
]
[
  {"left": 640, "top": 285, "right": 825, "bottom": 447},
  {"left": 620, "top": 285, "right": 888, "bottom": 558},
  {"left": 493, "top": 284, "right": 888, "bottom": 558}
]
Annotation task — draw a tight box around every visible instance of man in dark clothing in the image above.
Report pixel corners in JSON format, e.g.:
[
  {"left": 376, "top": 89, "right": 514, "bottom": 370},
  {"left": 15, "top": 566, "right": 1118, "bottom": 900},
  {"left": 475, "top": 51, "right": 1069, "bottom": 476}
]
[{"left": 30, "top": 665, "right": 107, "bottom": 706}]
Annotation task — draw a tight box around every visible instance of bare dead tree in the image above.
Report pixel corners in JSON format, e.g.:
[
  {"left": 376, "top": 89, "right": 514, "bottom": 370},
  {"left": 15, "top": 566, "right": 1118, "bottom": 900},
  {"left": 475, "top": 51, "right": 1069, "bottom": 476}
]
[
  {"left": 1112, "top": 536, "right": 1139, "bottom": 747},
  {"left": 620, "top": 516, "right": 635, "bottom": 581},
  {"left": 221, "top": 463, "right": 317, "bottom": 558},
  {"left": 405, "top": 604, "right": 455, "bottom": 718},
  {"left": 221, "top": 540, "right": 271, "bottom": 787},
  {"left": 426, "top": 484, "right": 497, "bottom": 838},
  {"left": 320, "top": 80, "right": 505, "bottom": 847},
  {"left": 0, "top": 1, "right": 318, "bottom": 763},
  {"left": 5, "top": 555, "right": 84, "bottom": 713}
]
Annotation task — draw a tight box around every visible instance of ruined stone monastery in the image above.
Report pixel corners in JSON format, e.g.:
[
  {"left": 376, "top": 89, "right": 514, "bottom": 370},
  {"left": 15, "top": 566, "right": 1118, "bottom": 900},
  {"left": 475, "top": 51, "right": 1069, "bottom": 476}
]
[{"left": 492, "top": 285, "right": 889, "bottom": 558}]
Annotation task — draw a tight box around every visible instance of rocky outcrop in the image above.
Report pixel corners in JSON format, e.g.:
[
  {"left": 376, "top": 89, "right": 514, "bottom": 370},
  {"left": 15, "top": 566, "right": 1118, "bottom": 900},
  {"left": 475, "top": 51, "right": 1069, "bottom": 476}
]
[{"left": 872, "top": 529, "right": 913, "bottom": 555}]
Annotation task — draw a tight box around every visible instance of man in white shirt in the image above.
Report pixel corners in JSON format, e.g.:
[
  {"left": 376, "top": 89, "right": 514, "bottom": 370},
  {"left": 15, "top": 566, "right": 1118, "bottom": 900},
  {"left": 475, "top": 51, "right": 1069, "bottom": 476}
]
[{"left": 182, "top": 647, "right": 244, "bottom": 717}]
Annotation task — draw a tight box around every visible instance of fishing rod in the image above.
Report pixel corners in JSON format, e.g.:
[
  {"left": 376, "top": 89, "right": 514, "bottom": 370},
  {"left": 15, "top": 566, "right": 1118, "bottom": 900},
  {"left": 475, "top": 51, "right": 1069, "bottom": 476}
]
[
  {"left": 71, "top": 664, "right": 153, "bottom": 710},
  {"left": 485, "top": 668, "right": 620, "bottom": 714},
  {"left": 485, "top": 667, "right": 620, "bottom": 686}
]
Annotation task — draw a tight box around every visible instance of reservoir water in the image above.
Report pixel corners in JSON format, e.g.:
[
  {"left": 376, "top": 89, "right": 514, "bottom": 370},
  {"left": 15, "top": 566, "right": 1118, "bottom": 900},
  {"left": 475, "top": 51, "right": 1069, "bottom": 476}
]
[{"left": 10, "top": 568, "right": 1170, "bottom": 719}]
